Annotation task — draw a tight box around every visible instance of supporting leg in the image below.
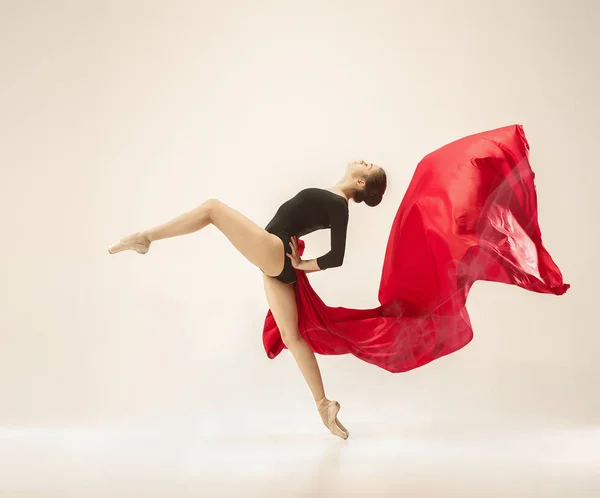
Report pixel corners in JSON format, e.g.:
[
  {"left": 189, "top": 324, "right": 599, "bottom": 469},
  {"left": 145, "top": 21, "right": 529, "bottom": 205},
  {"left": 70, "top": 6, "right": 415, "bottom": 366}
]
[
  {"left": 262, "top": 273, "right": 349, "bottom": 439},
  {"left": 284, "top": 334, "right": 326, "bottom": 403}
]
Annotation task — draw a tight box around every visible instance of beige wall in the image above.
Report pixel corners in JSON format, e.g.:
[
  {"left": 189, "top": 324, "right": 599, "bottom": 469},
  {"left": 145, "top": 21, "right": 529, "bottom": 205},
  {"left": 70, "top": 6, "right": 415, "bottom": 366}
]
[{"left": 0, "top": 0, "right": 597, "bottom": 431}]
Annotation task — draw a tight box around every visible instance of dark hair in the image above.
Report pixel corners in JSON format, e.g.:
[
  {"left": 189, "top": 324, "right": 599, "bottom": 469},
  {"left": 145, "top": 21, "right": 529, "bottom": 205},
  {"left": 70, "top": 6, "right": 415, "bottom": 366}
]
[{"left": 352, "top": 167, "right": 387, "bottom": 207}]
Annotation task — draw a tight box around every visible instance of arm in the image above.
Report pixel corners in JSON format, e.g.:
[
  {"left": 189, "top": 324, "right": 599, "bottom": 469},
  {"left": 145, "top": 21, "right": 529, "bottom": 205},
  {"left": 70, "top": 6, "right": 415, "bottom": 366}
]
[
  {"left": 315, "top": 203, "right": 349, "bottom": 271},
  {"left": 297, "top": 258, "right": 322, "bottom": 273}
]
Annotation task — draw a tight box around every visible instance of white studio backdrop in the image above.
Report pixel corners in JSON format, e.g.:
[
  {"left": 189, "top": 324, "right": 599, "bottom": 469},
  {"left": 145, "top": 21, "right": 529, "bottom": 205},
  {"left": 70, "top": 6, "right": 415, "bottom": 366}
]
[{"left": 0, "top": 0, "right": 597, "bottom": 438}]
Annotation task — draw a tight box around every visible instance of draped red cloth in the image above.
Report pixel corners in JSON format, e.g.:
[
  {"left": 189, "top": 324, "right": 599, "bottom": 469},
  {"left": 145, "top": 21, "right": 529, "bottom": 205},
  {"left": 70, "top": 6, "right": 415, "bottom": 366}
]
[{"left": 262, "top": 125, "right": 570, "bottom": 373}]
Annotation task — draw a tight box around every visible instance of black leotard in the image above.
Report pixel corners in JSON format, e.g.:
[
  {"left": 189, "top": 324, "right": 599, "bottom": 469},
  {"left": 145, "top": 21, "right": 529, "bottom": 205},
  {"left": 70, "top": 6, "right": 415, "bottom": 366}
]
[{"left": 264, "top": 187, "right": 349, "bottom": 270}]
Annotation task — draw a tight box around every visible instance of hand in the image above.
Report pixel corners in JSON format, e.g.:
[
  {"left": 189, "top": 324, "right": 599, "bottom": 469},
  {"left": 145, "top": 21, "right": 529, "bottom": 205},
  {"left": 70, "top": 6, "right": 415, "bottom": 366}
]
[{"left": 286, "top": 236, "right": 302, "bottom": 268}]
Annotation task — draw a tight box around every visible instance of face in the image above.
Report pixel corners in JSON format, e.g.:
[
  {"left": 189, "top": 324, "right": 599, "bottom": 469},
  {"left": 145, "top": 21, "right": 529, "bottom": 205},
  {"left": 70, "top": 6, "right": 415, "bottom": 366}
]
[{"left": 346, "top": 160, "right": 380, "bottom": 186}]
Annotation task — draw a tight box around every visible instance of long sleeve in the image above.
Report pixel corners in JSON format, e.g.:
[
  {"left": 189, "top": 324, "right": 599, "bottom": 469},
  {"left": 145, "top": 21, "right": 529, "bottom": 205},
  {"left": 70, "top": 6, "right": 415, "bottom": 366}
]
[{"left": 316, "top": 202, "right": 349, "bottom": 270}]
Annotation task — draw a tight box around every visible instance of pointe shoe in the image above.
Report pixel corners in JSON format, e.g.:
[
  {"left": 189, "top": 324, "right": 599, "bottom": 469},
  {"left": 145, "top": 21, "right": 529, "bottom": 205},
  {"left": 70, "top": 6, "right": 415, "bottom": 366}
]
[
  {"left": 108, "top": 232, "right": 151, "bottom": 255},
  {"left": 317, "top": 399, "right": 349, "bottom": 439}
]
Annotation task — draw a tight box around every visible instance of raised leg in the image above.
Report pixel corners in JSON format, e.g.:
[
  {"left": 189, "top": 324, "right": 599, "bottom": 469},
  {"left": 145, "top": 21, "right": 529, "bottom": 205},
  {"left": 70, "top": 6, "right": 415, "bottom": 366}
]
[
  {"left": 262, "top": 272, "right": 349, "bottom": 439},
  {"left": 108, "top": 200, "right": 214, "bottom": 254},
  {"left": 143, "top": 200, "right": 213, "bottom": 241},
  {"left": 109, "top": 198, "right": 284, "bottom": 276},
  {"left": 203, "top": 198, "right": 284, "bottom": 276}
]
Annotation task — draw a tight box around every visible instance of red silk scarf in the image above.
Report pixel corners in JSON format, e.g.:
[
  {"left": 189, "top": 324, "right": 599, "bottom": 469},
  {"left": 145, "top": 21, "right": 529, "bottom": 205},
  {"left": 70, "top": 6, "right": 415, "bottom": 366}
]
[{"left": 262, "top": 125, "right": 570, "bottom": 373}]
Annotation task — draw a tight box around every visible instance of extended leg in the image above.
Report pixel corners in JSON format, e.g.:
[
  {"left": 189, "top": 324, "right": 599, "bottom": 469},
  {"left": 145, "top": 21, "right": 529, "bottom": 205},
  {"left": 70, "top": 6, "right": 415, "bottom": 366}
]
[
  {"left": 109, "top": 198, "right": 284, "bottom": 277},
  {"left": 143, "top": 200, "right": 213, "bottom": 242},
  {"left": 108, "top": 199, "right": 213, "bottom": 254}
]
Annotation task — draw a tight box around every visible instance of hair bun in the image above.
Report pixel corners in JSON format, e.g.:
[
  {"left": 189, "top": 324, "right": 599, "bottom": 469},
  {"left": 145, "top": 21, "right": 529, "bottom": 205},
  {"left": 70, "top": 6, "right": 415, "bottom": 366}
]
[
  {"left": 365, "top": 191, "right": 382, "bottom": 207},
  {"left": 352, "top": 167, "right": 387, "bottom": 207}
]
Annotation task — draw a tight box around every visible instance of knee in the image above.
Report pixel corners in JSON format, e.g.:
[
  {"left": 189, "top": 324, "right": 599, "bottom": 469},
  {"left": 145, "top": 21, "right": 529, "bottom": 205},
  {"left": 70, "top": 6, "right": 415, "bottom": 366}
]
[
  {"left": 203, "top": 198, "right": 221, "bottom": 219},
  {"left": 280, "top": 327, "right": 301, "bottom": 347}
]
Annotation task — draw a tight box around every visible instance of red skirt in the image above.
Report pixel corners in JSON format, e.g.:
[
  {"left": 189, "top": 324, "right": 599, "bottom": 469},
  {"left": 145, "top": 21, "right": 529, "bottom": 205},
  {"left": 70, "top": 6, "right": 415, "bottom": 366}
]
[{"left": 262, "top": 125, "right": 570, "bottom": 373}]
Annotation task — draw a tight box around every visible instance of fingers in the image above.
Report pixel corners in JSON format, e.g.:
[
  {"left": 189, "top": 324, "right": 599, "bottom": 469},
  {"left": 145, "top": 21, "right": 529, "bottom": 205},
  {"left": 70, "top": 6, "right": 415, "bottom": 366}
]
[
  {"left": 287, "top": 237, "right": 299, "bottom": 267},
  {"left": 288, "top": 236, "right": 300, "bottom": 267}
]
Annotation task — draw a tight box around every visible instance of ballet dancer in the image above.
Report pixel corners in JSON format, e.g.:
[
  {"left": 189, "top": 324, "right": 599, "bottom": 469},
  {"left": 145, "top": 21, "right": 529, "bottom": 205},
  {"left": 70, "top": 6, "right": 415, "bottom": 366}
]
[{"left": 108, "top": 159, "right": 388, "bottom": 439}]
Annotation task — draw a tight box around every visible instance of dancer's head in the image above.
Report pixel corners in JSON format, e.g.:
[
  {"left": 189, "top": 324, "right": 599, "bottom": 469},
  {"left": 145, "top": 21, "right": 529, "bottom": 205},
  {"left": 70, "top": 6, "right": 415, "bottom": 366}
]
[{"left": 345, "top": 160, "right": 387, "bottom": 207}]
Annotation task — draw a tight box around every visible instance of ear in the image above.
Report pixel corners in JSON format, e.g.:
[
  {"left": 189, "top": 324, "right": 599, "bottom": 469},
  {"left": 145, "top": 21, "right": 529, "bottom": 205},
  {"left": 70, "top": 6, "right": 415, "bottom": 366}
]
[{"left": 356, "top": 177, "right": 366, "bottom": 188}]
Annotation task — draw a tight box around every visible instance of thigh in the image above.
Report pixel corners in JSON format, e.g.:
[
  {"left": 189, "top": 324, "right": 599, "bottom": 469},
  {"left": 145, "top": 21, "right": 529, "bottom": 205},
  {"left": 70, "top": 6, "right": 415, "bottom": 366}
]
[
  {"left": 262, "top": 272, "right": 300, "bottom": 344},
  {"left": 208, "top": 198, "right": 285, "bottom": 277}
]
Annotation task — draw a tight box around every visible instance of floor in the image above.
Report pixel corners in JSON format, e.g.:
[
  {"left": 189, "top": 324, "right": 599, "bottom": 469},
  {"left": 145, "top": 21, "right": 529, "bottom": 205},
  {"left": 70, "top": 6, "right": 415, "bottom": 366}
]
[{"left": 1, "top": 422, "right": 598, "bottom": 497}]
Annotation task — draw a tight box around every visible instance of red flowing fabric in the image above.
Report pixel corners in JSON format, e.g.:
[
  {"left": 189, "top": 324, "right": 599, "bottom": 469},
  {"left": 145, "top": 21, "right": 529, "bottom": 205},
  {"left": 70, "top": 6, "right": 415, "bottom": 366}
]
[{"left": 262, "top": 125, "right": 570, "bottom": 373}]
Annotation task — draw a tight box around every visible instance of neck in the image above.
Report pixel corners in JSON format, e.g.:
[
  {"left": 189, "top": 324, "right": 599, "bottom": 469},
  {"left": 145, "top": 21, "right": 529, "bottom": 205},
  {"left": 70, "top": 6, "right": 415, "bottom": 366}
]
[{"left": 329, "top": 181, "right": 351, "bottom": 201}]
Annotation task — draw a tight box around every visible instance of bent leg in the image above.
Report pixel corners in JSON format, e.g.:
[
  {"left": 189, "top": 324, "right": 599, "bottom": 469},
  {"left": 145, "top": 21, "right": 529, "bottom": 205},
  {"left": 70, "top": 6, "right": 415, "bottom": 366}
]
[
  {"left": 134, "top": 198, "right": 283, "bottom": 276},
  {"left": 206, "top": 198, "right": 284, "bottom": 276}
]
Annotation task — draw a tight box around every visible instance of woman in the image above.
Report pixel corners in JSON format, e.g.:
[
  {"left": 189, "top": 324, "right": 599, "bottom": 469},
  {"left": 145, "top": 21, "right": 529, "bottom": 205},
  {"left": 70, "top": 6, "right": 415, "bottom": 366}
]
[{"left": 108, "top": 159, "right": 388, "bottom": 439}]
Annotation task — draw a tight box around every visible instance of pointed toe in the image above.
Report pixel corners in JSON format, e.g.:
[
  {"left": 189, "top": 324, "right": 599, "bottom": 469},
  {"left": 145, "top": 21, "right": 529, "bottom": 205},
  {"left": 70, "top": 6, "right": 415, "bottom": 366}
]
[
  {"left": 318, "top": 399, "right": 350, "bottom": 439},
  {"left": 107, "top": 234, "right": 150, "bottom": 255}
]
